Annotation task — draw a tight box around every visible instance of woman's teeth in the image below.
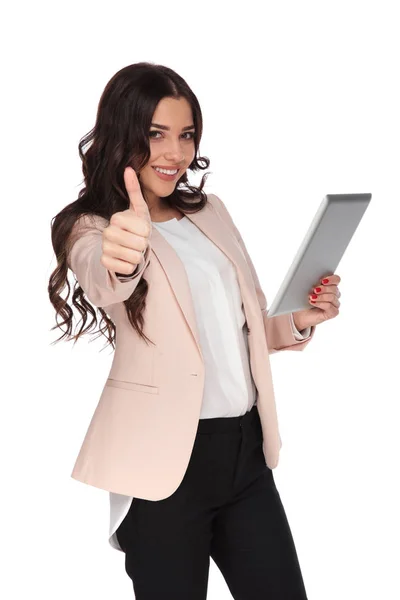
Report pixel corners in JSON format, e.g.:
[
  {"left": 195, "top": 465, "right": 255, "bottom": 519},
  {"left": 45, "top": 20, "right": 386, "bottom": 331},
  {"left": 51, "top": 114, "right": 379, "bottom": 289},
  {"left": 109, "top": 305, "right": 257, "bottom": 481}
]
[{"left": 154, "top": 167, "right": 178, "bottom": 175}]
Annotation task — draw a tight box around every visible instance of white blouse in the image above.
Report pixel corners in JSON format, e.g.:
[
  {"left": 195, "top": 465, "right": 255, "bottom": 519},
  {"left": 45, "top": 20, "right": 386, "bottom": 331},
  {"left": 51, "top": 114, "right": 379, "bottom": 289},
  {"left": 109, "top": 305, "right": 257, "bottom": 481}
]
[{"left": 108, "top": 216, "right": 311, "bottom": 552}]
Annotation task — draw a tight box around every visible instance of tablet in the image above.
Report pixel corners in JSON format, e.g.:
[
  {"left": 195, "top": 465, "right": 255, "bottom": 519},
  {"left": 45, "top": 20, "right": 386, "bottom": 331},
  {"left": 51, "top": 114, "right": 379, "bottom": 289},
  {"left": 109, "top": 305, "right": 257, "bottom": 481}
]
[{"left": 266, "top": 193, "right": 372, "bottom": 318}]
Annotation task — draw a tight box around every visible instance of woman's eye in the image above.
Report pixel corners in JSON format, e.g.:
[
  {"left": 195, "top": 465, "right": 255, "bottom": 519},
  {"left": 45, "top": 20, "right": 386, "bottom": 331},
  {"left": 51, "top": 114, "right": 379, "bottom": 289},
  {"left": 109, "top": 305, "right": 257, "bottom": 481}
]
[{"left": 149, "top": 131, "right": 195, "bottom": 140}]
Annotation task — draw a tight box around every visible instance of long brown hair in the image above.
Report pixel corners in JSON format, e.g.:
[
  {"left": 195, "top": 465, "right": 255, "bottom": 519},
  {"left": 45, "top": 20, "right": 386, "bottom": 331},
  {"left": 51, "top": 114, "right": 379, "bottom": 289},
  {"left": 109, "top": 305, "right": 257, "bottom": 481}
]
[{"left": 48, "top": 62, "right": 210, "bottom": 350}]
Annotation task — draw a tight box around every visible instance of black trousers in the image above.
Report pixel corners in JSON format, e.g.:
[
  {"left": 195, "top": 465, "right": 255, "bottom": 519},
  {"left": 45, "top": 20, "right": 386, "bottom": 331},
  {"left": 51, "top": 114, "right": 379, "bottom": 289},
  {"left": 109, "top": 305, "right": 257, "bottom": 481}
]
[{"left": 116, "top": 404, "right": 308, "bottom": 599}]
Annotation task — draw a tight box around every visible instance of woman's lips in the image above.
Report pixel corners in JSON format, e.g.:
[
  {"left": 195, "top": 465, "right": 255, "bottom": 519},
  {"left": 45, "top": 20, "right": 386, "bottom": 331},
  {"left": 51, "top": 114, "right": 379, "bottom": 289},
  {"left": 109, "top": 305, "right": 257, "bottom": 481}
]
[{"left": 152, "top": 167, "right": 179, "bottom": 181}]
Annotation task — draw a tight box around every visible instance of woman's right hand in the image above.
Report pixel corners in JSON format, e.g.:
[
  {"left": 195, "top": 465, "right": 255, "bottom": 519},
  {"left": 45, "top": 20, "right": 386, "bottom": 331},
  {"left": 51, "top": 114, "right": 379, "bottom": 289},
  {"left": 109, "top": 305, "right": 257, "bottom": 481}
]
[{"left": 101, "top": 167, "right": 152, "bottom": 276}]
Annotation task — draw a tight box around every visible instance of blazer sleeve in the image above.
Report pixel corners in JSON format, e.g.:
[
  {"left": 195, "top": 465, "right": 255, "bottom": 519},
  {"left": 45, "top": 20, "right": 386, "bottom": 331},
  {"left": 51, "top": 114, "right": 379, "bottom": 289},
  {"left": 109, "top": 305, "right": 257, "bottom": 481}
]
[
  {"left": 290, "top": 312, "right": 312, "bottom": 340},
  {"left": 66, "top": 213, "right": 151, "bottom": 308},
  {"left": 210, "top": 194, "right": 316, "bottom": 354}
]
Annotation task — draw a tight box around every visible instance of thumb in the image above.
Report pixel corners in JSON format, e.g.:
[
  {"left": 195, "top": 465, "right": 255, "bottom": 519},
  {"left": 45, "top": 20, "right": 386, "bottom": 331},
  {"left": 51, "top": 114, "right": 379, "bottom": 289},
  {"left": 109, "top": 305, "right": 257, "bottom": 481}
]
[{"left": 124, "top": 166, "right": 150, "bottom": 222}]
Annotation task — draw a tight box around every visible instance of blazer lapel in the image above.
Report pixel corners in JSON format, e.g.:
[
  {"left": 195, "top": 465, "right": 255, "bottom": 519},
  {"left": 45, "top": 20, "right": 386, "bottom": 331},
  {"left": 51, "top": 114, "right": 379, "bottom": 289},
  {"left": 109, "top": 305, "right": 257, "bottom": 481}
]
[{"left": 149, "top": 199, "right": 260, "bottom": 358}]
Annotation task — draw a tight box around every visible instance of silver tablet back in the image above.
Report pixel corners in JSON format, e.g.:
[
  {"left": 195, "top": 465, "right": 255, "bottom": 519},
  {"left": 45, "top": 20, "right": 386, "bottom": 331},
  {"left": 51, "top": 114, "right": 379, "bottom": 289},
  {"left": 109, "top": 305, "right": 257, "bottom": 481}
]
[{"left": 267, "top": 193, "right": 372, "bottom": 318}]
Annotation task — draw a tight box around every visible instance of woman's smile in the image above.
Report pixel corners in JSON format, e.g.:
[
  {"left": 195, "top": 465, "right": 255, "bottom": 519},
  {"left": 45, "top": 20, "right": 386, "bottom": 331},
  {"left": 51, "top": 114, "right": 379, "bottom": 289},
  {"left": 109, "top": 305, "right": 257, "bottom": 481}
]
[{"left": 151, "top": 166, "right": 180, "bottom": 181}]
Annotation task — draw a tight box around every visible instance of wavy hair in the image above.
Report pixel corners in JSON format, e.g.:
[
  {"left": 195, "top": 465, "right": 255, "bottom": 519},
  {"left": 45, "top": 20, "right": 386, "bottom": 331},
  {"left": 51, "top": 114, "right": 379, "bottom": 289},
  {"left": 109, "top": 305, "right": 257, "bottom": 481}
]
[{"left": 48, "top": 62, "right": 211, "bottom": 350}]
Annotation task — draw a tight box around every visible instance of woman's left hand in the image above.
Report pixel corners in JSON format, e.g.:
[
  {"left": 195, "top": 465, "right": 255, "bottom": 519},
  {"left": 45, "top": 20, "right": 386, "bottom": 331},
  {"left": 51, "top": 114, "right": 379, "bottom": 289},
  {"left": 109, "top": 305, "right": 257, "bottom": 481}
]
[{"left": 292, "top": 273, "right": 341, "bottom": 331}]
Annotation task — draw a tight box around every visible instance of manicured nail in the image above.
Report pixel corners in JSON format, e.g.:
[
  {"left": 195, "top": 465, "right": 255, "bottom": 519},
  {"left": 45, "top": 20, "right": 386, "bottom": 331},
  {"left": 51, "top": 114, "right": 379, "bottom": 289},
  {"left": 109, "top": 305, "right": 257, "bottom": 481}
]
[
  {"left": 311, "top": 294, "right": 318, "bottom": 299},
  {"left": 314, "top": 287, "right": 322, "bottom": 293},
  {"left": 322, "top": 278, "right": 329, "bottom": 284}
]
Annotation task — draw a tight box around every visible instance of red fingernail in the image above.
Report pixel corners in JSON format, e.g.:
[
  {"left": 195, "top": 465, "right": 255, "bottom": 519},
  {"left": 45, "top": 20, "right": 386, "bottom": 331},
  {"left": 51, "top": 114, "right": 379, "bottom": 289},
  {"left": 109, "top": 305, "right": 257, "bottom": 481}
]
[
  {"left": 315, "top": 287, "right": 322, "bottom": 293},
  {"left": 322, "top": 278, "right": 329, "bottom": 284},
  {"left": 311, "top": 294, "right": 318, "bottom": 299}
]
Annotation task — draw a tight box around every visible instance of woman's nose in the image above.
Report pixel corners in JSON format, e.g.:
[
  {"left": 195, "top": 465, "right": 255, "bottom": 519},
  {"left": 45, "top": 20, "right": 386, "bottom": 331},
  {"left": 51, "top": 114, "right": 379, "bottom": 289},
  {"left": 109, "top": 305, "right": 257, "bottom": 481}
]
[{"left": 165, "top": 149, "right": 185, "bottom": 163}]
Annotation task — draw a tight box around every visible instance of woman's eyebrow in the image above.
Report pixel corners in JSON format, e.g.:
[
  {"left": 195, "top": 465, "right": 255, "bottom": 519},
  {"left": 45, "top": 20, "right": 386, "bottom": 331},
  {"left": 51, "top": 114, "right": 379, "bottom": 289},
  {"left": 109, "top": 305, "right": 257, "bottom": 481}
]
[{"left": 150, "top": 123, "right": 195, "bottom": 131}]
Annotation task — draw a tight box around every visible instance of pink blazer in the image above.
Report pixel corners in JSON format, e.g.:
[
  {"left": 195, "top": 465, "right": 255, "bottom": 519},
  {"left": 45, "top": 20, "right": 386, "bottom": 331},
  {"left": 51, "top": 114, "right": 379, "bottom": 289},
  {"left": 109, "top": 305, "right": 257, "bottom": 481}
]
[{"left": 69, "top": 193, "right": 315, "bottom": 498}]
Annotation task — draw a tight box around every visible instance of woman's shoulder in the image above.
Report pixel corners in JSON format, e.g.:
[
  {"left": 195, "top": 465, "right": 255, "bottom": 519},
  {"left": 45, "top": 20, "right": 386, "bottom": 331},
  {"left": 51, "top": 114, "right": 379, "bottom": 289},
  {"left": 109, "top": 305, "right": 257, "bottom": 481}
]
[
  {"left": 206, "top": 194, "right": 240, "bottom": 240},
  {"left": 206, "top": 193, "right": 228, "bottom": 217}
]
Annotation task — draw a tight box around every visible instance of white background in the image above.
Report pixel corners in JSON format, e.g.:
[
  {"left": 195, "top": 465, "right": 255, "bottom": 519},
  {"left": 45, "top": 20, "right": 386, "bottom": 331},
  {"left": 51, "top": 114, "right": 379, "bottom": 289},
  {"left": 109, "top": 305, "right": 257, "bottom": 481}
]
[{"left": 2, "top": 0, "right": 399, "bottom": 598}]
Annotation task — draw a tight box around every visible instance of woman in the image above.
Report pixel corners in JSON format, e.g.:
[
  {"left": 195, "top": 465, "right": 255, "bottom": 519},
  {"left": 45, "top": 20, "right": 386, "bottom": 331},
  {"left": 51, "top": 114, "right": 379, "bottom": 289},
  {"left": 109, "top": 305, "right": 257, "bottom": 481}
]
[{"left": 49, "top": 62, "right": 341, "bottom": 599}]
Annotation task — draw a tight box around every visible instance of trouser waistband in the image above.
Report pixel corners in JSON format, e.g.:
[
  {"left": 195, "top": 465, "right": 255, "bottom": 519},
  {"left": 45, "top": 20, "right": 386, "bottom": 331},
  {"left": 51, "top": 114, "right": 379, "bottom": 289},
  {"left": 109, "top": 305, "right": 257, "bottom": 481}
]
[{"left": 196, "top": 403, "right": 259, "bottom": 435}]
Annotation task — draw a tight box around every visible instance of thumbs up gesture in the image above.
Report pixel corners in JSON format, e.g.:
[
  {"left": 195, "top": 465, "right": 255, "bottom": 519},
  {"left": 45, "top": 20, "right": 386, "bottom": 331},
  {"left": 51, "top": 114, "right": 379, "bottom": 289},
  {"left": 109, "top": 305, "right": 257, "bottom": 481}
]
[{"left": 101, "top": 167, "right": 152, "bottom": 276}]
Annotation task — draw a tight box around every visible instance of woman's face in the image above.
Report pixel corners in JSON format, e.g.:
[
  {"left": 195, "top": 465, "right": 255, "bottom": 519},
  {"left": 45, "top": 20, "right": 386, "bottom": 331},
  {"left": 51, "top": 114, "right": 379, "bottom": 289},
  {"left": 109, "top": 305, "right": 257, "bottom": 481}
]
[{"left": 138, "top": 96, "right": 196, "bottom": 209}]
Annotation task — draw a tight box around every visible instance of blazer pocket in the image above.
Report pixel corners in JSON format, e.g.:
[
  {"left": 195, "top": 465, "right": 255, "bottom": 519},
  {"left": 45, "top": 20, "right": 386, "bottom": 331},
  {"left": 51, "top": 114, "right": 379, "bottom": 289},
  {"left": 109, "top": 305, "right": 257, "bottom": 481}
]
[{"left": 105, "top": 378, "right": 159, "bottom": 394}]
